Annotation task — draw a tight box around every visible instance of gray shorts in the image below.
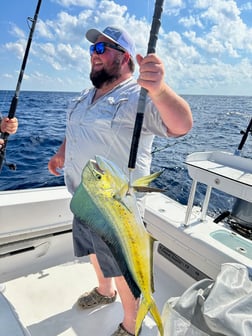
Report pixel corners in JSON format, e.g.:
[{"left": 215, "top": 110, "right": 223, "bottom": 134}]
[{"left": 72, "top": 216, "right": 122, "bottom": 277}]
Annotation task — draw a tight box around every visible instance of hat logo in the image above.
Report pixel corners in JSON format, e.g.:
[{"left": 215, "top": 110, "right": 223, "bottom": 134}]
[{"left": 104, "top": 27, "right": 122, "bottom": 41}]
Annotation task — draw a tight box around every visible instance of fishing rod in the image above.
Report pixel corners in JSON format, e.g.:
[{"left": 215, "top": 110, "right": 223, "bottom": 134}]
[
  {"left": 128, "top": 0, "right": 164, "bottom": 182},
  {"left": 0, "top": 0, "right": 42, "bottom": 173},
  {"left": 235, "top": 116, "right": 252, "bottom": 156}
]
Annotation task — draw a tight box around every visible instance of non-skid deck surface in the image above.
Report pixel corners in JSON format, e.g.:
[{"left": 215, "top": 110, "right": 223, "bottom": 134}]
[{"left": 3, "top": 253, "right": 194, "bottom": 336}]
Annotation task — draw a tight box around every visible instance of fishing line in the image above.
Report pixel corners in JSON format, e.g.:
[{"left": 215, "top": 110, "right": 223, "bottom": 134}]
[{"left": 151, "top": 140, "right": 179, "bottom": 156}]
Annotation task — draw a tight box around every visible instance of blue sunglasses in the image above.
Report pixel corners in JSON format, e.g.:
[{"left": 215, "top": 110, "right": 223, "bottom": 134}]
[{"left": 89, "top": 42, "right": 125, "bottom": 56}]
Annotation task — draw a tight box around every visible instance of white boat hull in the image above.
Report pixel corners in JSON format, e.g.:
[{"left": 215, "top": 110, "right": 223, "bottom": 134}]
[{"left": 1, "top": 151, "right": 252, "bottom": 335}]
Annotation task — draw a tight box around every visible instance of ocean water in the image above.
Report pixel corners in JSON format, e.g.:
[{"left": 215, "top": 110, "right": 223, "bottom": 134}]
[{"left": 0, "top": 90, "right": 252, "bottom": 216}]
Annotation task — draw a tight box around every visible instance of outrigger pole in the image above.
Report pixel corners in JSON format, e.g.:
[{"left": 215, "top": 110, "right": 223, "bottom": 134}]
[
  {"left": 128, "top": 0, "right": 164, "bottom": 183},
  {"left": 0, "top": 0, "right": 42, "bottom": 173}
]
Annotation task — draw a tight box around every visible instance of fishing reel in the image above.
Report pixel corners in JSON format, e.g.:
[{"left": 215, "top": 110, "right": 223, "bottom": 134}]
[
  {"left": 0, "top": 137, "right": 17, "bottom": 172},
  {"left": 228, "top": 199, "right": 252, "bottom": 239}
]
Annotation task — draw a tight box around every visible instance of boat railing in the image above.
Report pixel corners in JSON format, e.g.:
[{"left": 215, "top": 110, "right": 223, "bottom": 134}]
[{"left": 184, "top": 151, "right": 252, "bottom": 226}]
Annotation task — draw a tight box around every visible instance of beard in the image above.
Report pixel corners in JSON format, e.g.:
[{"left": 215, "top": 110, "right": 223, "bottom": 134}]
[{"left": 90, "top": 60, "right": 121, "bottom": 88}]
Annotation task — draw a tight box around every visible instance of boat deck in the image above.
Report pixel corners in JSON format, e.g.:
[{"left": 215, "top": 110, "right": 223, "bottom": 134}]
[
  {"left": 2, "top": 153, "right": 252, "bottom": 336},
  {"left": 1, "top": 246, "right": 194, "bottom": 336}
]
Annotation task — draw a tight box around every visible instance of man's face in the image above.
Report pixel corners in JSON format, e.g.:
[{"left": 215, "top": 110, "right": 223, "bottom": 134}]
[{"left": 90, "top": 36, "right": 124, "bottom": 88}]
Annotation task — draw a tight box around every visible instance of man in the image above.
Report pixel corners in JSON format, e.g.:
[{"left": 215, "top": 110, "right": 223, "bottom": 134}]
[{"left": 48, "top": 26, "right": 193, "bottom": 336}]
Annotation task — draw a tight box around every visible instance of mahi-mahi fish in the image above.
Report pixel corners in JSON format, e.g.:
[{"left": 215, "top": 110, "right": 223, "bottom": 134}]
[{"left": 70, "top": 155, "right": 164, "bottom": 336}]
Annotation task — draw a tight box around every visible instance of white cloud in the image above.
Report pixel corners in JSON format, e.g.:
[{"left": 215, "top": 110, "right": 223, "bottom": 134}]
[
  {"left": 164, "top": 0, "right": 185, "bottom": 15},
  {"left": 5, "top": 40, "right": 26, "bottom": 59},
  {"left": 52, "top": 0, "right": 96, "bottom": 8},
  {"left": 39, "top": 43, "right": 56, "bottom": 57},
  {"left": 10, "top": 24, "right": 26, "bottom": 39},
  {"left": 181, "top": 1, "right": 252, "bottom": 59},
  {"left": 36, "top": 20, "right": 54, "bottom": 39},
  {"left": 2, "top": 0, "right": 252, "bottom": 94},
  {"left": 2, "top": 73, "right": 13, "bottom": 79},
  {"left": 240, "top": 2, "right": 252, "bottom": 10},
  {"left": 179, "top": 15, "right": 203, "bottom": 29}
]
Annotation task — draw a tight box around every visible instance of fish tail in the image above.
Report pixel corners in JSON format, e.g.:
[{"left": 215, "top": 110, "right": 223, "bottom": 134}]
[
  {"left": 150, "top": 300, "right": 164, "bottom": 336},
  {"left": 135, "top": 297, "right": 164, "bottom": 336},
  {"left": 135, "top": 299, "right": 149, "bottom": 336}
]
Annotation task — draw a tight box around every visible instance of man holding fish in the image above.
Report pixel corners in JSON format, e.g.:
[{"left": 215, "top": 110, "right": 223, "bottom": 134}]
[{"left": 48, "top": 26, "right": 192, "bottom": 336}]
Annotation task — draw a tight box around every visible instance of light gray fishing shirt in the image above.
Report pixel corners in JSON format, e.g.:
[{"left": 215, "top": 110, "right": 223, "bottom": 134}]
[{"left": 65, "top": 77, "right": 168, "bottom": 195}]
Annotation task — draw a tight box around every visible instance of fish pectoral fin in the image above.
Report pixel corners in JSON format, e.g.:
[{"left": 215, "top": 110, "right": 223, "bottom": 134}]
[
  {"left": 116, "top": 197, "right": 132, "bottom": 213},
  {"left": 133, "top": 171, "right": 163, "bottom": 187},
  {"left": 132, "top": 171, "right": 165, "bottom": 193},
  {"left": 115, "top": 184, "right": 129, "bottom": 199}
]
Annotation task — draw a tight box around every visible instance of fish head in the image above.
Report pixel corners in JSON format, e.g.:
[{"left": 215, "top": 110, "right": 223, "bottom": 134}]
[
  {"left": 81, "top": 156, "right": 128, "bottom": 197},
  {"left": 95, "top": 155, "right": 128, "bottom": 185}
]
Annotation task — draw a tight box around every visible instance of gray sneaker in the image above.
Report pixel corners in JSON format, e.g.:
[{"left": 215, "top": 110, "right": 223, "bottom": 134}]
[{"left": 77, "top": 287, "right": 117, "bottom": 309}]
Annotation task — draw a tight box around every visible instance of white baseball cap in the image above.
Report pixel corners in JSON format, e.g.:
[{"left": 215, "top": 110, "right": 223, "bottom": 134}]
[{"left": 86, "top": 26, "right": 136, "bottom": 58}]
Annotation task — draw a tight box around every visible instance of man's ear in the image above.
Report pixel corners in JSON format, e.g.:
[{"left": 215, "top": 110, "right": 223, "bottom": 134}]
[{"left": 123, "top": 52, "right": 130, "bottom": 64}]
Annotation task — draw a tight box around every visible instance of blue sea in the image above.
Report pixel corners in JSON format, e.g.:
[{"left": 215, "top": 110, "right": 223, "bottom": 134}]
[{"left": 0, "top": 91, "right": 252, "bottom": 216}]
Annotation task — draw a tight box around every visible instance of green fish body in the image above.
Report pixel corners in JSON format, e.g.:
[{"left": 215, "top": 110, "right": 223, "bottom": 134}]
[{"left": 70, "top": 156, "right": 164, "bottom": 336}]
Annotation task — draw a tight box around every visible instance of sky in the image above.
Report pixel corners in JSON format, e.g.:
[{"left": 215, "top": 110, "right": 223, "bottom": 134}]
[{"left": 0, "top": 0, "right": 252, "bottom": 95}]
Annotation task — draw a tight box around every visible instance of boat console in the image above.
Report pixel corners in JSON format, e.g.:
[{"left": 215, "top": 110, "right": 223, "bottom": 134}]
[{"left": 145, "top": 151, "right": 252, "bottom": 281}]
